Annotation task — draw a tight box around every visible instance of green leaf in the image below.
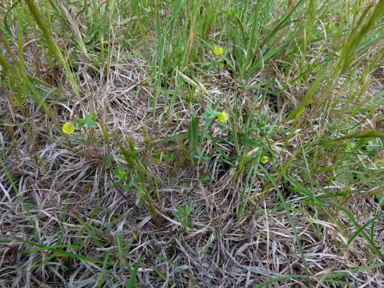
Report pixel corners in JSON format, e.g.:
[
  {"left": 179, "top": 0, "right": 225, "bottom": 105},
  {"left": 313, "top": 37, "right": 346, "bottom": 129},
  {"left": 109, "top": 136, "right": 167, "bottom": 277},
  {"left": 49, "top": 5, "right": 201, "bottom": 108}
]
[
  {"left": 172, "top": 211, "right": 182, "bottom": 223},
  {"left": 17, "top": 239, "right": 113, "bottom": 265},
  {"left": 365, "top": 144, "right": 374, "bottom": 152},
  {"left": 200, "top": 101, "right": 220, "bottom": 145},
  {"left": 100, "top": 156, "right": 111, "bottom": 169},
  {"left": 86, "top": 122, "right": 97, "bottom": 128},
  {"left": 324, "top": 280, "right": 353, "bottom": 286},
  {"left": 323, "top": 261, "right": 384, "bottom": 281},
  {"left": 341, "top": 0, "right": 384, "bottom": 74},
  {"left": 28, "top": 252, "right": 58, "bottom": 273},
  {"left": 97, "top": 250, "right": 110, "bottom": 288},
  {"left": 284, "top": 100, "right": 313, "bottom": 125},
  {"left": 163, "top": 152, "right": 176, "bottom": 161},
  {"left": 206, "top": 108, "right": 215, "bottom": 114},
  {"left": 75, "top": 134, "right": 86, "bottom": 142},
  {"left": 115, "top": 234, "right": 135, "bottom": 287},
  {"left": 149, "top": 133, "right": 187, "bottom": 148},
  {"left": 129, "top": 139, "right": 138, "bottom": 160},
  {"left": 117, "top": 142, "right": 135, "bottom": 171},
  {"left": 201, "top": 175, "right": 210, "bottom": 182},
  {"left": 201, "top": 62, "right": 211, "bottom": 68},
  {"left": 201, "top": 113, "right": 212, "bottom": 119},
  {"left": 126, "top": 256, "right": 144, "bottom": 288},
  {"left": 118, "top": 163, "right": 125, "bottom": 171},
  {"left": 4, "top": 0, "right": 21, "bottom": 38},
  {"left": 187, "top": 218, "right": 193, "bottom": 230},
  {"left": 175, "top": 205, "right": 184, "bottom": 215},
  {"left": 84, "top": 114, "right": 93, "bottom": 124},
  {"left": 342, "top": 211, "right": 383, "bottom": 257}
]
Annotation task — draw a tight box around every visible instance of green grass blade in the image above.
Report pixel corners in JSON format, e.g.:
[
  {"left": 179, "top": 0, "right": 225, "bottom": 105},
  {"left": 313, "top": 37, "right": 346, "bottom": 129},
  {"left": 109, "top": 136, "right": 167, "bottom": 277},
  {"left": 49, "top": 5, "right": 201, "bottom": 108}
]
[
  {"left": 320, "top": 129, "right": 384, "bottom": 146},
  {"left": 74, "top": 201, "right": 100, "bottom": 250},
  {"left": 348, "top": 212, "right": 384, "bottom": 245},
  {"left": 27, "top": 252, "right": 58, "bottom": 273},
  {"left": 188, "top": 116, "right": 199, "bottom": 163},
  {"left": 323, "top": 261, "right": 384, "bottom": 280},
  {"left": 126, "top": 256, "right": 145, "bottom": 288},
  {"left": 97, "top": 250, "right": 111, "bottom": 288},
  {"left": 17, "top": 238, "right": 113, "bottom": 265}
]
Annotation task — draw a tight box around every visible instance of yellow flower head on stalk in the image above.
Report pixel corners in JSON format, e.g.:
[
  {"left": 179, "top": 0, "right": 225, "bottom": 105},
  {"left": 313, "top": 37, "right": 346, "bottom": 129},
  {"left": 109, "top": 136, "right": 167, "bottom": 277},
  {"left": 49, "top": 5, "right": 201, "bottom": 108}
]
[
  {"left": 261, "top": 156, "right": 269, "bottom": 164},
  {"left": 213, "top": 46, "right": 224, "bottom": 56},
  {"left": 217, "top": 111, "right": 228, "bottom": 124},
  {"left": 346, "top": 142, "right": 355, "bottom": 150},
  {"left": 62, "top": 122, "right": 75, "bottom": 135},
  {"left": 118, "top": 171, "right": 126, "bottom": 179}
]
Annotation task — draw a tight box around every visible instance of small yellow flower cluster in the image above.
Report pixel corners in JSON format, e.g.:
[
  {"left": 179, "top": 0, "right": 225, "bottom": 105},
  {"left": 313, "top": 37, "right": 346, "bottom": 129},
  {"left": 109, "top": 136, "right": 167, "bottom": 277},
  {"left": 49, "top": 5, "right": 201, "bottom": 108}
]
[
  {"left": 217, "top": 111, "right": 228, "bottom": 124},
  {"left": 62, "top": 122, "right": 75, "bottom": 135},
  {"left": 213, "top": 46, "right": 224, "bottom": 56},
  {"left": 118, "top": 171, "right": 126, "bottom": 179},
  {"left": 261, "top": 156, "right": 269, "bottom": 164},
  {"left": 346, "top": 142, "right": 355, "bottom": 150}
]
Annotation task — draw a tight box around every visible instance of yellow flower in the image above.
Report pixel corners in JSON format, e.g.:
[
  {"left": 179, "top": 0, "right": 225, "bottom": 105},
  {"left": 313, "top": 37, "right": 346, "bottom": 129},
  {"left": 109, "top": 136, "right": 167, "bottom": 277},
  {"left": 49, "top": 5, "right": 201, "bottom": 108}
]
[
  {"left": 346, "top": 142, "right": 355, "bottom": 150},
  {"left": 118, "top": 170, "right": 126, "bottom": 179},
  {"left": 213, "top": 46, "right": 224, "bottom": 56},
  {"left": 217, "top": 111, "right": 228, "bottom": 124},
  {"left": 62, "top": 122, "right": 75, "bottom": 135},
  {"left": 261, "top": 156, "right": 269, "bottom": 164}
]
